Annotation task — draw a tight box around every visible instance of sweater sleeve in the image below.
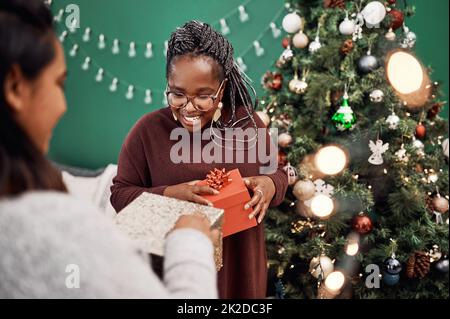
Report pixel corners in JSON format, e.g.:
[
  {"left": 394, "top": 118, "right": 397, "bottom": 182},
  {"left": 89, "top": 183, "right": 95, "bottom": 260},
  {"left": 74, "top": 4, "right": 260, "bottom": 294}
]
[
  {"left": 110, "top": 122, "right": 168, "bottom": 213},
  {"left": 163, "top": 229, "right": 218, "bottom": 298},
  {"left": 254, "top": 112, "right": 288, "bottom": 207}
]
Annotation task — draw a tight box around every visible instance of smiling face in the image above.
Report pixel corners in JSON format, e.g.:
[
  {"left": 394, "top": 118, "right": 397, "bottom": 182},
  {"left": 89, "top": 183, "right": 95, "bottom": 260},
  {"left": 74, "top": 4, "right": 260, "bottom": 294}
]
[{"left": 167, "top": 55, "right": 226, "bottom": 132}]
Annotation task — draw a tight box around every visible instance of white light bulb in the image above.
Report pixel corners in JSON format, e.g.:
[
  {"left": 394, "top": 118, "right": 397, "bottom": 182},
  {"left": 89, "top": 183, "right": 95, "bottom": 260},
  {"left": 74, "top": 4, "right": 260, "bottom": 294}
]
[
  {"left": 253, "top": 40, "right": 265, "bottom": 57},
  {"left": 82, "top": 27, "right": 91, "bottom": 42},
  {"left": 126, "top": 85, "right": 134, "bottom": 100},
  {"left": 324, "top": 271, "right": 345, "bottom": 293},
  {"left": 81, "top": 57, "right": 90, "bottom": 71},
  {"left": 220, "top": 19, "right": 230, "bottom": 35},
  {"left": 144, "top": 89, "right": 152, "bottom": 104},
  {"left": 59, "top": 30, "right": 68, "bottom": 43},
  {"left": 109, "top": 78, "right": 118, "bottom": 92},
  {"left": 310, "top": 194, "right": 334, "bottom": 218},
  {"left": 270, "top": 22, "right": 281, "bottom": 38},
  {"left": 163, "top": 40, "right": 168, "bottom": 57},
  {"left": 239, "top": 5, "right": 249, "bottom": 23},
  {"left": 236, "top": 57, "right": 247, "bottom": 73},
  {"left": 98, "top": 34, "right": 106, "bottom": 50},
  {"left": 315, "top": 146, "right": 347, "bottom": 175},
  {"left": 54, "top": 9, "right": 63, "bottom": 23},
  {"left": 69, "top": 44, "right": 78, "bottom": 57},
  {"left": 128, "top": 42, "right": 136, "bottom": 58},
  {"left": 69, "top": 18, "right": 78, "bottom": 33},
  {"left": 112, "top": 39, "right": 120, "bottom": 55},
  {"left": 145, "top": 42, "right": 153, "bottom": 59},
  {"left": 95, "top": 68, "right": 104, "bottom": 82}
]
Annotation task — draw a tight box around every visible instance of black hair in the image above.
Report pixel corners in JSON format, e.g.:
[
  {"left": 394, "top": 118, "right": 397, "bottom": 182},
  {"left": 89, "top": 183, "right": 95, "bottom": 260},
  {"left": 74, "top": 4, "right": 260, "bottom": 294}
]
[
  {"left": 166, "top": 20, "right": 258, "bottom": 128},
  {"left": 0, "top": 0, "right": 67, "bottom": 196}
]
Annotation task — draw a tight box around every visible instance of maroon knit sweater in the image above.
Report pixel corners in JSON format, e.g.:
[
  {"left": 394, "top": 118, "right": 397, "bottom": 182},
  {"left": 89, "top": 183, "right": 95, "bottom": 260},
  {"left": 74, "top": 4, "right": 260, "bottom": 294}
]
[{"left": 110, "top": 107, "right": 288, "bottom": 299}]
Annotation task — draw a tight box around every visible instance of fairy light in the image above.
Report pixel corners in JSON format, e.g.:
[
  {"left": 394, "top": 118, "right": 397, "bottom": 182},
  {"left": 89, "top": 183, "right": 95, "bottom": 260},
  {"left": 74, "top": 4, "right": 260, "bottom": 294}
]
[
  {"left": 310, "top": 194, "right": 334, "bottom": 218},
  {"left": 324, "top": 271, "right": 345, "bottom": 294},
  {"left": 345, "top": 233, "right": 360, "bottom": 256},
  {"left": 315, "top": 146, "right": 347, "bottom": 175}
]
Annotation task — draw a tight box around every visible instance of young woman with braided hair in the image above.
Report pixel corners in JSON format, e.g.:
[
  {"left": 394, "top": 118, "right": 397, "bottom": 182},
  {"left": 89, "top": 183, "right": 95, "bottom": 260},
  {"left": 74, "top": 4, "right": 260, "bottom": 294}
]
[{"left": 111, "top": 20, "right": 288, "bottom": 298}]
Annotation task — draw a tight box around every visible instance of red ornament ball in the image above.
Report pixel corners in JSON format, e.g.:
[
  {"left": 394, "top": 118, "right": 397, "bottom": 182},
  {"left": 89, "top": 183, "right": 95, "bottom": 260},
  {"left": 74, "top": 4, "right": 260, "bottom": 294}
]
[
  {"left": 388, "top": 9, "right": 404, "bottom": 30},
  {"left": 282, "top": 37, "right": 291, "bottom": 49},
  {"left": 415, "top": 123, "right": 426, "bottom": 139},
  {"left": 352, "top": 215, "right": 373, "bottom": 234},
  {"left": 387, "top": 0, "right": 396, "bottom": 4}
]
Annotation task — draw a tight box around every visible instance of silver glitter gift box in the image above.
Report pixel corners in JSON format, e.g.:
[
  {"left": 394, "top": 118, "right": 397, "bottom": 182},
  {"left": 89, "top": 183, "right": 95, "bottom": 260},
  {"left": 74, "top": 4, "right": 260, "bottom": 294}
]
[{"left": 115, "top": 192, "right": 224, "bottom": 270}]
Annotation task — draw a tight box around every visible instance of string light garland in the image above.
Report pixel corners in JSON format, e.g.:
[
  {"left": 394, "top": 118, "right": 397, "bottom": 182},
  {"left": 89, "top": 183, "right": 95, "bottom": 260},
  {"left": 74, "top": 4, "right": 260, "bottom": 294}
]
[{"left": 52, "top": 1, "right": 287, "bottom": 106}]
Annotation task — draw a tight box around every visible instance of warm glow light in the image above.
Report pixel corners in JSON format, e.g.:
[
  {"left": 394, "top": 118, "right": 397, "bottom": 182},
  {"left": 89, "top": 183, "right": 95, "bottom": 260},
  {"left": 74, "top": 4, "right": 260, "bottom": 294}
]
[
  {"left": 386, "top": 50, "right": 431, "bottom": 110},
  {"left": 310, "top": 194, "right": 334, "bottom": 218},
  {"left": 324, "top": 271, "right": 345, "bottom": 292},
  {"left": 315, "top": 146, "right": 347, "bottom": 175},
  {"left": 346, "top": 242, "right": 359, "bottom": 256},
  {"left": 387, "top": 51, "right": 423, "bottom": 94}
]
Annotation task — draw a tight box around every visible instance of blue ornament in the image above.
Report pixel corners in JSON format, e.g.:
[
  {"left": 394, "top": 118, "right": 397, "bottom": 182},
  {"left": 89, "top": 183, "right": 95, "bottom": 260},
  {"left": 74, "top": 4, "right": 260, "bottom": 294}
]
[
  {"left": 384, "top": 257, "right": 402, "bottom": 275},
  {"left": 275, "top": 279, "right": 285, "bottom": 299},
  {"left": 382, "top": 272, "right": 400, "bottom": 286}
]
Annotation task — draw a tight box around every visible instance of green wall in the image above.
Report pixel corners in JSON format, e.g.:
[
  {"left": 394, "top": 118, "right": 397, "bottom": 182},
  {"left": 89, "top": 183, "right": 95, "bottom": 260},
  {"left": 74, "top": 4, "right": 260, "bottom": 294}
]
[{"left": 49, "top": 0, "right": 449, "bottom": 169}]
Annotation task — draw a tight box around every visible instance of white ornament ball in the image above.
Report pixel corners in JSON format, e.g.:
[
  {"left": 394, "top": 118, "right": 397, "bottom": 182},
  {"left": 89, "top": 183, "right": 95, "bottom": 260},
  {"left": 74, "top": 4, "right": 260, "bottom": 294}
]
[
  {"left": 369, "top": 89, "right": 384, "bottom": 103},
  {"left": 282, "top": 12, "right": 302, "bottom": 34},
  {"left": 283, "top": 163, "right": 298, "bottom": 186},
  {"left": 413, "top": 138, "right": 424, "bottom": 150},
  {"left": 339, "top": 18, "right": 356, "bottom": 35},
  {"left": 385, "top": 29, "right": 396, "bottom": 41},
  {"left": 293, "top": 179, "right": 315, "bottom": 200},
  {"left": 278, "top": 133, "right": 293, "bottom": 148},
  {"left": 442, "top": 138, "right": 449, "bottom": 159},
  {"left": 293, "top": 31, "right": 309, "bottom": 48},
  {"left": 386, "top": 112, "right": 400, "bottom": 130},
  {"left": 362, "top": 1, "right": 387, "bottom": 25},
  {"left": 289, "top": 78, "right": 308, "bottom": 94},
  {"left": 309, "top": 256, "right": 334, "bottom": 279},
  {"left": 256, "top": 111, "right": 270, "bottom": 127},
  {"left": 433, "top": 196, "right": 449, "bottom": 214}
]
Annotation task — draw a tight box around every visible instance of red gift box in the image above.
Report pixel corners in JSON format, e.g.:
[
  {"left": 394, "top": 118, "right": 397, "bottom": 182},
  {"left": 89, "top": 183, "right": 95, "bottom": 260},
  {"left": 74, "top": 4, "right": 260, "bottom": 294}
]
[{"left": 198, "top": 168, "right": 257, "bottom": 237}]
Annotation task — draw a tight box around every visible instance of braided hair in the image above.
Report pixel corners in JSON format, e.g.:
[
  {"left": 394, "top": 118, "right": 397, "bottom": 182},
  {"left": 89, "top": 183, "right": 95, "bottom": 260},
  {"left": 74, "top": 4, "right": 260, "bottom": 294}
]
[{"left": 166, "top": 20, "right": 258, "bottom": 128}]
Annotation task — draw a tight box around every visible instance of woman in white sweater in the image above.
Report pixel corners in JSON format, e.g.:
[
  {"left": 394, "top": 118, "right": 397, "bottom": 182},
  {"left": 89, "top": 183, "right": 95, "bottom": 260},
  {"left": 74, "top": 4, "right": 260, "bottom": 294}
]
[{"left": 0, "top": 0, "right": 218, "bottom": 298}]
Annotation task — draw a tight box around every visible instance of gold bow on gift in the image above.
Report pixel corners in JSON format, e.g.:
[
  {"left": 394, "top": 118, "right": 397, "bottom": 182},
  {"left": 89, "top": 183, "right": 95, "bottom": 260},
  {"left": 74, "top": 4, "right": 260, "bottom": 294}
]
[{"left": 205, "top": 168, "right": 232, "bottom": 191}]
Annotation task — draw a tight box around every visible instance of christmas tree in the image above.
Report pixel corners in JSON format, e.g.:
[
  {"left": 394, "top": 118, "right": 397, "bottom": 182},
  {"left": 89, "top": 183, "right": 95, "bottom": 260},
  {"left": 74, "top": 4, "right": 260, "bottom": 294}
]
[{"left": 260, "top": 0, "right": 449, "bottom": 299}]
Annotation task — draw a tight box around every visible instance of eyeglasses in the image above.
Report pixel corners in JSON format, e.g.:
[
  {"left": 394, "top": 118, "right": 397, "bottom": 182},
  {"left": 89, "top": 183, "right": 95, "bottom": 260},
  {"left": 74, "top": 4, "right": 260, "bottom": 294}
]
[{"left": 166, "top": 80, "right": 225, "bottom": 112}]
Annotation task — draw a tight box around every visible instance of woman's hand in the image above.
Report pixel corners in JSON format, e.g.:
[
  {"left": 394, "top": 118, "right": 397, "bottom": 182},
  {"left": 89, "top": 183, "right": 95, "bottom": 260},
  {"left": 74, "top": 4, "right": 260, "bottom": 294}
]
[
  {"left": 173, "top": 212, "right": 220, "bottom": 244},
  {"left": 163, "top": 181, "right": 219, "bottom": 206},
  {"left": 243, "top": 176, "right": 276, "bottom": 224}
]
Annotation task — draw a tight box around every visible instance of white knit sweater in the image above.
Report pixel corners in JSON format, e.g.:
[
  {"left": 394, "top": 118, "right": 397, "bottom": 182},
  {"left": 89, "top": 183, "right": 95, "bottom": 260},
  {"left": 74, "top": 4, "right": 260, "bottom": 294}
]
[{"left": 0, "top": 191, "right": 217, "bottom": 299}]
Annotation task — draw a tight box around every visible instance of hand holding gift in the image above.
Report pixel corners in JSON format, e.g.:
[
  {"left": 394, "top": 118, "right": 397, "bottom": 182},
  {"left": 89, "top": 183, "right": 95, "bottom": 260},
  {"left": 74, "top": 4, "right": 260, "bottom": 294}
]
[
  {"left": 198, "top": 168, "right": 261, "bottom": 237},
  {"left": 243, "top": 176, "right": 276, "bottom": 224}
]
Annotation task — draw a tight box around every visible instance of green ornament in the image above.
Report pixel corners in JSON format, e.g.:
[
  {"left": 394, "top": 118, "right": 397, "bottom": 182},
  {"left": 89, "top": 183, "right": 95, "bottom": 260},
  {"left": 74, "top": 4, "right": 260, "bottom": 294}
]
[{"left": 332, "top": 96, "right": 356, "bottom": 131}]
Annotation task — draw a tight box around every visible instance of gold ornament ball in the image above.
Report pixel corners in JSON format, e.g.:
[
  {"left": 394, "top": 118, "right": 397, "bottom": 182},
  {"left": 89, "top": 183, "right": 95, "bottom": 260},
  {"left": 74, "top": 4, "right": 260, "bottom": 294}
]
[
  {"left": 278, "top": 133, "right": 293, "bottom": 148},
  {"left": 292, "top": 31, "right": 309, "bottom": 49},
  {"left": 433, "top": 196, "right": 449, "bottom": 213},
  {"left": 293, "top": 179, "right": 315, "bottom": 200}
]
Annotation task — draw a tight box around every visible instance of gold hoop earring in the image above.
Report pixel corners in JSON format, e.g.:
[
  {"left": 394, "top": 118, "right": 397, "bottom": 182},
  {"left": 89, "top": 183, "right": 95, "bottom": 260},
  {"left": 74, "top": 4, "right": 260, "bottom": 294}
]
[
  {"left": 172, "top": 112, "right": 178, "bottom": 122},
  {"left": 213, "top": 102, "right": 223, "bottom": 122}
]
